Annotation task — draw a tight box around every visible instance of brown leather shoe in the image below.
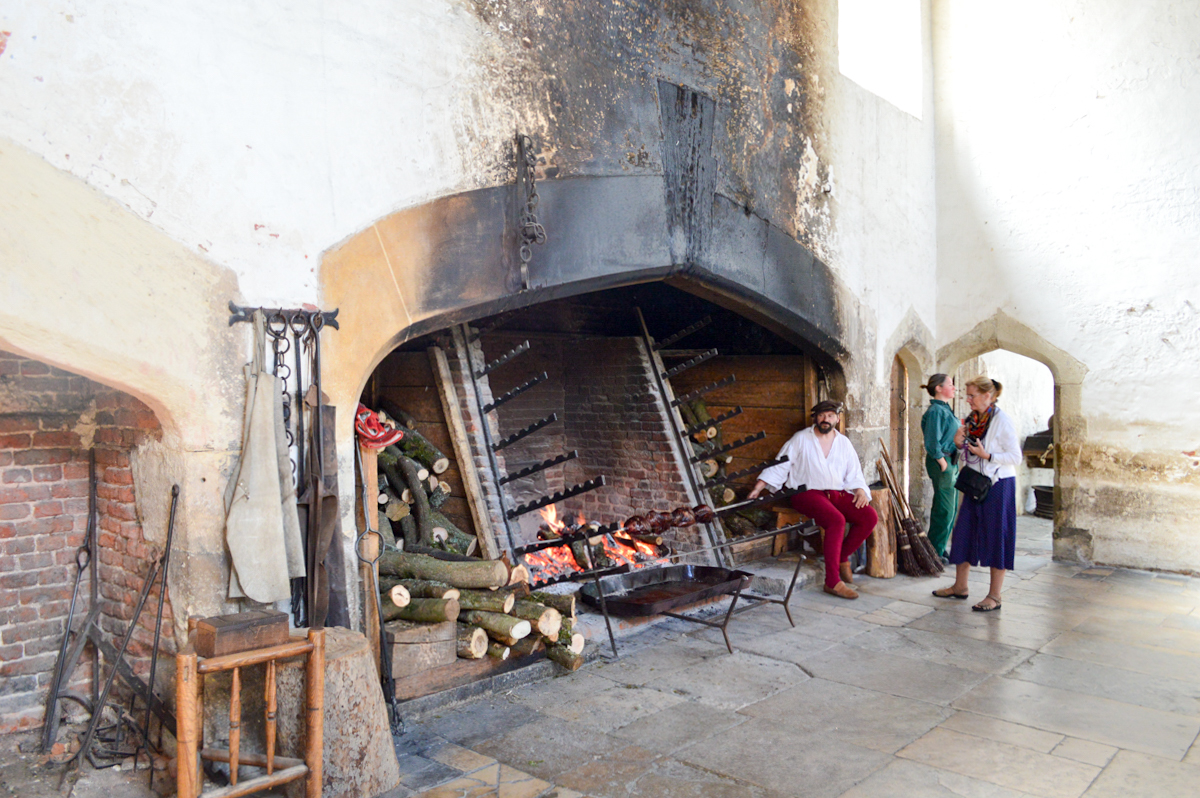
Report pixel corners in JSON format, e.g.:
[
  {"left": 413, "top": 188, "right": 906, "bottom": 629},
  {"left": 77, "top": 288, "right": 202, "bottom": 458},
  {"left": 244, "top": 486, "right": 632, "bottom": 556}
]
[
  {"left": 823, "top": 581, "right": 858, "bottom": 600},
  {"left": 839, "top": 562, "right": 854, "bottom": 585}
]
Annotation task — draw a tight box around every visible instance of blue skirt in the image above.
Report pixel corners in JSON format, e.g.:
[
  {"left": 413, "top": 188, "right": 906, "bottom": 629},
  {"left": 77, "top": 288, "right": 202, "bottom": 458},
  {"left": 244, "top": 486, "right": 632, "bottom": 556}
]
[{"left": 949, "top": 476, "right": 1016, "bottom": 570}]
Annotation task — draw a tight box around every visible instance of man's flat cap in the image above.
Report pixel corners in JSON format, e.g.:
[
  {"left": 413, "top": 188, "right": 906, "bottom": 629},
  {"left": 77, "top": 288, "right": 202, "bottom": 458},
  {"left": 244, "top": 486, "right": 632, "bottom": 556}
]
[{"left": 810, "top": 400, "right": 843, "bottom": 416}]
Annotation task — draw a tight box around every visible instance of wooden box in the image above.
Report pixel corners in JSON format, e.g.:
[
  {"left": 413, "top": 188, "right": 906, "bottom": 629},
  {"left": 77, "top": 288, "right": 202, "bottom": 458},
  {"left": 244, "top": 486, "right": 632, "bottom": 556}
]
[
  {"left": 384, "top": 620, "right": 456, "bottom": 678},
  {"left": 194, "top": 609, "right": 289, "bottom": 658}
]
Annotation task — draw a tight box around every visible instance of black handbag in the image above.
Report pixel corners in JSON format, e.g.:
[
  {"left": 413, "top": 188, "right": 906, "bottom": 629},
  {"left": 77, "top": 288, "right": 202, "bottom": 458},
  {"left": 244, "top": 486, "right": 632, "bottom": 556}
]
[{"left": 955, "top": 466, "right": 992, "bottom": 503}]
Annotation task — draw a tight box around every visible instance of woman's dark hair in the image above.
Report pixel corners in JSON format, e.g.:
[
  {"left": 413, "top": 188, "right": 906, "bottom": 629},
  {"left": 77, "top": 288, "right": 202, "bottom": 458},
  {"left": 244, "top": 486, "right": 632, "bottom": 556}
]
[{"left": 920, "top": 373, "right": 951, "bottom": 397}]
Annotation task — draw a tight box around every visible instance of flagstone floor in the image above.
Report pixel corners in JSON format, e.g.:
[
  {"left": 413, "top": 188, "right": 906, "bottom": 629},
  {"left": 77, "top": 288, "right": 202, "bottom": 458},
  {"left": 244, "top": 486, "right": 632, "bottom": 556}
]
[{"left": 384, "top": 517, "right": 1200, "bottom": 798}]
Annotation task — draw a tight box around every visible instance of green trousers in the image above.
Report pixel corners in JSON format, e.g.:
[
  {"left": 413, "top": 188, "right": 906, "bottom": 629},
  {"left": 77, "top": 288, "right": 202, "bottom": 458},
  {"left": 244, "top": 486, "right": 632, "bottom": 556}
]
[{"left": 925, "top": 455, "right": 959, "bottom": 558}]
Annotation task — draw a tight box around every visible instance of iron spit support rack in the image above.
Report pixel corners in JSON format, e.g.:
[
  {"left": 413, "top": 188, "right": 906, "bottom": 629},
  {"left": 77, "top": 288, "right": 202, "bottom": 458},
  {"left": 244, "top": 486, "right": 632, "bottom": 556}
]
[
  {"left": 683, "top": 406, "right": 743, "bottom": 437},
  {"left": 500, "top": 451, "right": 579, "bottom": 485},
  {"left": 492, "top": 412, "right": 559, "bottom": 452},
  {"left": 476, "top": 340, "right": 530, "bottom": 378},
  {"left": 529, "top": 564, "right": 629, "bottom": 590},
  {"left": 227, "top": 301, "right": 340, "bottom": 329},
  {"left": 512, "top": 525, "right": 598, "bottom": 556},
  {"left": 507, "top": 476, "right": 608, "bottom": 519},
  {"left": 467, "top": 313, "right": 514, "bottom": 343},
  {"left": 703, "top": 456, "right": 789, "bottom": 490},
  {"left": 661, "top": 349, "right": 718, "bottom": 381},
  {"left": 484, "top": 371, "right": 549, "bottom": 413},
  {"left": 654, "top": 316, "right": 713, "bottom": 351},
  {"left": 691, "top": 431, "right": 766, "bottom": 463},
  {"left": 671, "top": 375, "right": 735, "bottom": 407}
]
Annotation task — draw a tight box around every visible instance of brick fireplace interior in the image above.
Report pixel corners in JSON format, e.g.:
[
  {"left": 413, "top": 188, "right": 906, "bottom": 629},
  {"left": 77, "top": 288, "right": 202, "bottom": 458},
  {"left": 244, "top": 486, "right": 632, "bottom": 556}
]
[
  {"left": 0, "top": 350, "right": 172, "bottom": 733},
  {"left": 363, "top": 283, "right": 834, "bottom": 566}
]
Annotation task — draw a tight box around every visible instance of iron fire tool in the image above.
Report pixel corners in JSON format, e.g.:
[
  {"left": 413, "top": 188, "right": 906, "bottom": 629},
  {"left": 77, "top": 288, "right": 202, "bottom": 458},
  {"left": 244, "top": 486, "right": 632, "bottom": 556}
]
[
  {"left": 353, "top": 444, "right": 403, "bottom": 735},
  {"left": 73, "top": 484, "right": 181, "bottom": 771},
  {"left": 41, "top": 449, "right": 98, "bottom": 753}
]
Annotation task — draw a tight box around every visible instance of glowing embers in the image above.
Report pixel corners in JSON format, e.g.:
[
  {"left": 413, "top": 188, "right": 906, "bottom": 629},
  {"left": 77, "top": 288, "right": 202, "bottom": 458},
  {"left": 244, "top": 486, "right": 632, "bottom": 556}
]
[{"left": 522, "top": 505, "right": 668, "bottom": 586}]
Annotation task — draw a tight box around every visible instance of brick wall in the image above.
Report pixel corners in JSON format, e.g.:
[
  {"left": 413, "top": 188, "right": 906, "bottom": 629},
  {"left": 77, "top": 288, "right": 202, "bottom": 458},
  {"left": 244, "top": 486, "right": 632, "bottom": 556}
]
[
  {"left": 481, "top": 334, "right": 695, "bottom": 551},
  {"left": 0, "top": 349, "right": 171, "bottom": 733}
]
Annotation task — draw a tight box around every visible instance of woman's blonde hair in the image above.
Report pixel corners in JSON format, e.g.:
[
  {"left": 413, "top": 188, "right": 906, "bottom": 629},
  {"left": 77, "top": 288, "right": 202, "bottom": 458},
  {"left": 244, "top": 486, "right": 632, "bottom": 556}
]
[{"left": 964, "top": 375, "right": 1003, "bottom": 400}]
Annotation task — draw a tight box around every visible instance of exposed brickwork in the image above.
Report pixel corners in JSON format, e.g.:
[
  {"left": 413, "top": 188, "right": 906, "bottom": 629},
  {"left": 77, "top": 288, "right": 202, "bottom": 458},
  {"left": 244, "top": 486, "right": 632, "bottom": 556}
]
[
  {"left": 0, "top": 349, "right": 172, "bottom": 733},
  {"left": 482, "top": 334, "right": 695, "bottom": 551}
]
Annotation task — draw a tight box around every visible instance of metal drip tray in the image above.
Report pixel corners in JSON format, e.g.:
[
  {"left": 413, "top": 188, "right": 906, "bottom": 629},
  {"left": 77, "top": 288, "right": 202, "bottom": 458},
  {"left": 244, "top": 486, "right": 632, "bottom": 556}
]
[{"left": 579, "top": 564, "right": 754, "bottom": 616}]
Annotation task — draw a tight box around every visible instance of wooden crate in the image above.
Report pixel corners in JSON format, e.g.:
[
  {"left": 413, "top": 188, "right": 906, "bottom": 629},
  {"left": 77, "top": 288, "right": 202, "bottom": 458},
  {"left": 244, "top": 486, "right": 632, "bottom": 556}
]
[{"left": 384, "top": 620, "right": 456, "bottom": 678}]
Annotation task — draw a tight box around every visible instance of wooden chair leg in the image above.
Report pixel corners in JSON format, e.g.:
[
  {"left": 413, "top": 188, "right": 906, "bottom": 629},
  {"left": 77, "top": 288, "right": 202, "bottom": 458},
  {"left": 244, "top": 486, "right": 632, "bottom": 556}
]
[
  {"left": 304, "top": 629, "right": 325, "bottom": 798},
  {"left": 228, "top": 666, "right": 241, "bottom": 785},
  {"left": 264, "top": 659, "right": 276, "bottom": 776},
  {"left": 175, "top": 650, "right": 199, "bottom": 798}
]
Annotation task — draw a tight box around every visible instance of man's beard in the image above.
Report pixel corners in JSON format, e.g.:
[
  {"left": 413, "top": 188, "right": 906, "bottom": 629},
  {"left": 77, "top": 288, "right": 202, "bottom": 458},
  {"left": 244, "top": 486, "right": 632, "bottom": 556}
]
[{"left": 815, "top": 421, "right": 834, "bottom": 433}]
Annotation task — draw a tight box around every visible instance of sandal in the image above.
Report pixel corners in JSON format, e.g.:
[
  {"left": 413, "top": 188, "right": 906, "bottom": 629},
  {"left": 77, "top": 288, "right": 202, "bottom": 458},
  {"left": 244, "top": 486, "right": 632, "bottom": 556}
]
[
  {"left": 972, "top": 595, "right": 1002, "bottom": 612},
  {"left": 932, "top": 587, "right": 969, "bottom": 600}
]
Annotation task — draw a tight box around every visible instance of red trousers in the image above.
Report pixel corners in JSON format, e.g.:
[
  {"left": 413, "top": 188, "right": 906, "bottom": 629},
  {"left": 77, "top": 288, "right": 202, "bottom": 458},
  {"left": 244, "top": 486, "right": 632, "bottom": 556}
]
[{"left": 791, "top": 489, "right": 879, "bottom": 589}]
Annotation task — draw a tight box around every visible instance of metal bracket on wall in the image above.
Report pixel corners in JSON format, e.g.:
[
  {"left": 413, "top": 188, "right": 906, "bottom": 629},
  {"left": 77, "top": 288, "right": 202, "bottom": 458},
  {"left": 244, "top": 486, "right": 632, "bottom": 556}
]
[
  {"left": 516, "top": 133, "right": 547, "bottom": 291},
  {"left": 227, "top": 301, "right": 340, "bottom": 329}
]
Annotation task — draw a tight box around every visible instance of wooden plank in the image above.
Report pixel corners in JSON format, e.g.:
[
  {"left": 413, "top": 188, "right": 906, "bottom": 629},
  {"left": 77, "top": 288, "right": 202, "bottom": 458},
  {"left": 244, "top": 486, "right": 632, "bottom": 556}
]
[
  {"left": 359, "top": 445, "right": 382, "bottom": 678},
  {"left": 671, "top": 380, "right": 805, "bottom": 408},
  {"left": 392, "top": 649, "right": 546, "bottom": 701},
  {"left": 669, "top": 355, "right": 808, "bottom": 385},
  {"left": 384, "top": 620, "right": 456, "bottom": 645},
  {"left": 866, "top": 488, "right": 897, "bottom": 578},
  {"left": 374, "top": 351, "right": 436, "bottom": 387},
  {"left": 429, "top": 346, "right": 500, "bottom": 560},
  {"left": 373, "top": 388, "right": 444, "bottom": 422},
  {"left": 389, "top": 637, "right": 456, "bottom": 678}
]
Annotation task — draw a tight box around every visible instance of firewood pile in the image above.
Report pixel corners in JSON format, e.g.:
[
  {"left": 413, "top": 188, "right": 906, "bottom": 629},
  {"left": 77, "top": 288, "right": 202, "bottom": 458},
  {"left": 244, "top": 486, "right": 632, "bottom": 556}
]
[
  {"left": 377, "top": 549, "right": 587, "bottom": 680},
  {"left": 373, "top": 401, "right": 475, "bottom": 555}
]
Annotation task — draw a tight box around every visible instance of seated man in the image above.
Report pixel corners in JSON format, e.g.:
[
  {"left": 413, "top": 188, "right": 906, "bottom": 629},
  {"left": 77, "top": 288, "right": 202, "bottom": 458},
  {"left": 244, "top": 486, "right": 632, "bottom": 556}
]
[{"left": 748, "top": 400, "right": 878, "bottom": 599}]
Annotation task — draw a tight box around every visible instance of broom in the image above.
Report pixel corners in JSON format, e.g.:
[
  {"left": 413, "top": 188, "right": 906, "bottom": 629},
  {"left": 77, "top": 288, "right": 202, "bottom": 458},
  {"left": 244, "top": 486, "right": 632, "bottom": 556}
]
[
  {"left": 878, "top": 442, "right": 943, "bottom": 575},
  {"left": 879, "top": 459, "right": 921, "bottom": 576}
]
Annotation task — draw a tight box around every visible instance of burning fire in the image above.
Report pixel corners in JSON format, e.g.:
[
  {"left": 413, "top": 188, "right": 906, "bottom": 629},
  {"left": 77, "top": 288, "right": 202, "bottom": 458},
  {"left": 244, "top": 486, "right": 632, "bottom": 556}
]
[{"left": 523, "top": 505, "right": 665, "bottom": 585}]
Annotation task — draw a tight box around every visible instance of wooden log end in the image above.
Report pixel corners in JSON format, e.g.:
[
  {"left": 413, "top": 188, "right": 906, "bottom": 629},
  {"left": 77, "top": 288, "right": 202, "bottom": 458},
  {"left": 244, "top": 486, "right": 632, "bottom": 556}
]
[{"left": 432, "top": 458, "right": 450, "bottom": 474}]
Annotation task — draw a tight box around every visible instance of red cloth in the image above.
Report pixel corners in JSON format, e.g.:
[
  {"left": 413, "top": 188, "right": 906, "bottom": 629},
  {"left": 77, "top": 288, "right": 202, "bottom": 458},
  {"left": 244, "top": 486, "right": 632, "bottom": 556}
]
[
  {"left": 791, "top": 489, "right": 878, "bottom": 589},
  {"left": 355, "top": 403, "right": 404, "bottom": 449}
]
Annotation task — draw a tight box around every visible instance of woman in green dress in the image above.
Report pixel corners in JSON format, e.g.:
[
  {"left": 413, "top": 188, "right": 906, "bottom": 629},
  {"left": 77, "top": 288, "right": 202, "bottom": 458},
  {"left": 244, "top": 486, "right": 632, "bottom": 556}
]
[{"left": 920, "top": 374, "right": 958, "bottom": 559}]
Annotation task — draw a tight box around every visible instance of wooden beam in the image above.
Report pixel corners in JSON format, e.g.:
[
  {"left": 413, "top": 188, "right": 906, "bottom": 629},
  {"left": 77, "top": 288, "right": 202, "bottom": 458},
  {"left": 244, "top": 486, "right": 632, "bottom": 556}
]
[
  {"left": 428, "top": 345, "right": 500, "bottom": 560},
  {"left": 358, "top": 444, "right": 381, "bottom": 678}
]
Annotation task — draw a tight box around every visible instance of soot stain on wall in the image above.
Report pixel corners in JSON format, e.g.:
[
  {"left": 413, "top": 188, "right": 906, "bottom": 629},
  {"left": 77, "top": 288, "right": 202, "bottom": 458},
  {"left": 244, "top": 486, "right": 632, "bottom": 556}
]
[{"left": 455, "top": 0, "right": 832, "bottom": 253}]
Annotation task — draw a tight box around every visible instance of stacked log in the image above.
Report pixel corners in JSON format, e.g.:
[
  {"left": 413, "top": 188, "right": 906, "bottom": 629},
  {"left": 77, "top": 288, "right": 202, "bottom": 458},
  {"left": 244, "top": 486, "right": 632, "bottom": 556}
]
[{"left": 377, "top": 551, "right": 582, "bottom": 671}]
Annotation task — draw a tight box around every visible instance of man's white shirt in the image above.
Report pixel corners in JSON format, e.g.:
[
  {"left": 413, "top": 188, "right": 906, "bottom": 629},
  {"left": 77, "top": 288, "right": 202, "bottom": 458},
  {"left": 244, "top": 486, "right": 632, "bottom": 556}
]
[{"left": 758, "top": 427, "right": 870, "bottom": 494}]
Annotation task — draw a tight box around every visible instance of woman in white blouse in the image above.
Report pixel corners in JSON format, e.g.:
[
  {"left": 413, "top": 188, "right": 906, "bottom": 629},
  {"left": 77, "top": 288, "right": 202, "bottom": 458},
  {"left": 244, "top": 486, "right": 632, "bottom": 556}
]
[{"left": 932, "top": 376, "right": 1021, "bottom": 612}]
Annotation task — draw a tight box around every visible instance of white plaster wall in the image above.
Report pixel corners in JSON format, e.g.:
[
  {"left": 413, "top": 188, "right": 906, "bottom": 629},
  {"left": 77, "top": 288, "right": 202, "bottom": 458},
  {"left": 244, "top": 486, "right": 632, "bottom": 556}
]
[
  {"left": 821, "top": 0, "right": 939, "bottom": 385},
  {"left": 0, "top": 1, "right": 496, "bottom": 306},
  {"left": 933, "top": 0, "right": 1200, "bottom": 453}
]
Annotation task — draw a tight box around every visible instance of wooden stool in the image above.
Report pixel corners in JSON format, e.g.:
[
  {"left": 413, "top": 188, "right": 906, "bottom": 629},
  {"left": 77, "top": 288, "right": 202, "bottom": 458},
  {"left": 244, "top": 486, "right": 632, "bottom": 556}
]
[
  {"left": 176, "top": 627, "right": 325, "bottom": 798},
  {"left": 770, "top": 506, "right": 804, "bottom": 555}
]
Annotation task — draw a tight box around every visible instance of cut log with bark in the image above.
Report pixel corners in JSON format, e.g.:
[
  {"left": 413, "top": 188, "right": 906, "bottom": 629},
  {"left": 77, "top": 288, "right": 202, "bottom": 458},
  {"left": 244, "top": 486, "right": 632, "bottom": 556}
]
[
  {"left": 457, "top": 589, "right": 516, "bottom": 614},
  {"left": 529, "top": 592, "right": 575, "bottom": 621},
  {"left": 388, "top": 579, "right": 460, "bottom": 601},
  {"left": 507, "top": 564, "right": 530, "bottom": 586},
  {"left": 389, "top": 427, "right": 450, "bottom": 475},
  {"left": 376, "top": 399, "right": 418, "bottom": 431},
  {"left": 456, "top": 625, "right": 488, "bottom": 659},
  {"left": 428, "top": 508, "right": 475, "bottom": 555},
  {"left": 377, "top": 588, "right": 410, "bottom": 622},
  {"left": 699, "top": 459, "right": 720, "bottom": 479},
  {"left": 378, "top": 551, "right": 509, "bottom": 589},
  {"left": 380, "top": 451, "right": 434, "bottom": 545},
  {"left": 397, "top": 514, "right": 418, "bottom": 548},
  {"left": 487, "top": 642, "right": 510, "bottom": 660},
  {"left": 509, "top": 636, "right": 545, "bottom": 658},
  {"left": 552, "top": 624, "right": 585, "bottom": 655},
  {"left": 460, "top": 610, "right": 530, "bottom": 641},
  {"left": 722, "top": 514, "right": 758, "bottom": 538},
  {"left": 376, "top": 581, "right": 411, "bottom": 609},
  {"left": 381, "top": 597, "right": 458, "bottom": 624},
  {"left": 428, "top": 484, "right": 449, "bottom": 509},
  {"left": 511, "top": 601, "right": 562, "bottom": 639},
  {"left": 377, "top": 512, "right": 396, "bottom": 548},
  {"left": 546, "top": 643, "right": 583, "bottom": 671},
  {"left": 384, "top": 491, "right": 411, "bottom": 523}
]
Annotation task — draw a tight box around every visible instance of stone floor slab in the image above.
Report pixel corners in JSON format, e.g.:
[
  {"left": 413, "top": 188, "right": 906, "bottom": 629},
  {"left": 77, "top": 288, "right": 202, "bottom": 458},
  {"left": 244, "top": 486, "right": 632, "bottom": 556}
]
[
  {"left": 842, "top": 626, "right": 1033, "bottom": 675},
  {"left": 676, "top": 716, "right": 891, "bottom": 798},
  {"left": 610, "top": 698, "right": 748, "bottom": 754},
  {"left": 552, "top": 744, "right": 660, "bottom": 798},
  {"left": 735, "top": 627, "right": 842, "bottom": 665},
  {"left": 1071, "top": 617, "right": 1200, "bottom": 654},
  {"left": 906, "top": 609, "right": 1065, "bottom": 651},
  {"left": 414, "top": 699, "right": 543, "bottom": 748},
  {"left": 1081, "top": 749, "right": 1200, "bottom": 796},
  {"left": 627, "top": 758, "right": 786, "bottom": 798},
  {"left": 739, "top": 677, "right": 950, "bottom": 754},
  {"left": 538, "top": 683, "right": 686, "bottom": 731},
  {"left": 1040, "top": 631, "right": 1200, "bottom": 682},
  {"left": 1050, "top": 738, "right": 1117, "bottom": 768},
  {"left": 473, "top": 716, "right": 629, "bottom": 781},
  {"left": 801, "top": 643, "right": 990, "bottom": 705},
  {"left": 412, "top": 762, "right": 552, "bottom": 798},
  {"left": 1009, "top": 653, "right": 1200, "bottom": 717},
  {"left": 939, "top": 711, "right": 1063, "bottom": 753},
  {"left": 589, "top": 635, "right": 724, "bottom": 686},
  {"left": 835, "top": 758, "right": 1036, "bottom": 797},
  {"left": 952, "top": 676, "right": 1200, "bottom": 759},
  {"left": 897, "top": 728, "right": 1099, "bottom": 798},
  {"left": 643, "top": 650, "right": 808, "bottom": 710}
]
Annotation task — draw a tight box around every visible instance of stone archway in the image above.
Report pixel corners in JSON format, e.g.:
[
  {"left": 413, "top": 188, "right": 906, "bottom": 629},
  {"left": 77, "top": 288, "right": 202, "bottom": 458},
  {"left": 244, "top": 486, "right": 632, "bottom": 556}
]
[{"left": 936, "top": 310, "right": 1089, "bottom": 562}]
